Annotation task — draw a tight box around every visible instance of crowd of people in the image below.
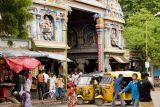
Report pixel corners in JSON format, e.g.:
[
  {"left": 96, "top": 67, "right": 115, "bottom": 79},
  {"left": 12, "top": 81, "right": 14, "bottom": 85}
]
[
  {"left": 12, "top": 69, "right": 66, "bottom": 107},
  {"left": 36, "top": 70, "right": 65, "bottom": 100},
  {"left": 11, "top": 67, "right": 83, "bottom": 107},
  {"left": 112, "top": 72, "right": 154, "bottom": 107},
  {"left": 11, "top": 67, "right": 155, "bottom": 107},
  {"left": 68, "top": 70, "right": 83, "bottom": 86}
]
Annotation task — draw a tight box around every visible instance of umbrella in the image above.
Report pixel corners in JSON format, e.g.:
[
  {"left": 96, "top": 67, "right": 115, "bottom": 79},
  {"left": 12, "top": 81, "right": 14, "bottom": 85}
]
[{"left": 5, "top": 57, "right": 41, "bottom": 73}]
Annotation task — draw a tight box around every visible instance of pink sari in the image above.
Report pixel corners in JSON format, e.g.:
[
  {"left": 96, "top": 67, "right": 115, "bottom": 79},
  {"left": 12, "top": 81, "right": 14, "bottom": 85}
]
[{"left": 67, "top": 81, "right": 76, "bottom": 107}]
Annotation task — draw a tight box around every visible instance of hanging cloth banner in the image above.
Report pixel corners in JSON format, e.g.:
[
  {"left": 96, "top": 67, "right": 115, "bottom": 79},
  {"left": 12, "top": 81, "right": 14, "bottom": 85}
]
[{"left": 5, "top": 57, "right": 41, "bottom": 73}]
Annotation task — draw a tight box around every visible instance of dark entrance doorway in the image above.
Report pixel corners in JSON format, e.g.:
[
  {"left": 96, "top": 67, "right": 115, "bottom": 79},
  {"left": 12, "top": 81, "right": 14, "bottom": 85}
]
[{"left": 67, "top": 9, "right": 98, "bottom": 73}]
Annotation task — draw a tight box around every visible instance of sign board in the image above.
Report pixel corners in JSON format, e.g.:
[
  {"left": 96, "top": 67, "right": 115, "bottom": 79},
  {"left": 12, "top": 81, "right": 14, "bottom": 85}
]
[{"left": 145, "top": 61, "right": 150, "bottom": 68}]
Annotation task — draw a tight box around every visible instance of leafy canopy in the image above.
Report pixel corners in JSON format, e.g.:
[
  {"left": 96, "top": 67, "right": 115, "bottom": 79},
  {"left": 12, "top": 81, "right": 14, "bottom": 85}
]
[
  {"left": 0, "top": 0, "right": 33, "bottom": 39},
  {"left": 119, "top": 0, "right": 160, "bottom": 61},
  {"left": 119, "top": 0, "right": 160, "bottom": 18}
]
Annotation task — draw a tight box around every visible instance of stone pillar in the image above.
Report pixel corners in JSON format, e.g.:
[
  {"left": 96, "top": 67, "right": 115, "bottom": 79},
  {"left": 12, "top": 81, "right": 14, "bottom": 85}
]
[
  {"left": 62, "top": 10, "right": 68, "bottom": 85},
  {"left": 62, "top": 11, "right": 68, "bottom": 42},
  {"left": 36, "top": 13, "right": 41, "bottom": 40},
  {"left": 96, "top": 15, "right": 104, "bottom": 72},
  {"left": 31, "top": 15, "right": 37, "bottom": 39}
]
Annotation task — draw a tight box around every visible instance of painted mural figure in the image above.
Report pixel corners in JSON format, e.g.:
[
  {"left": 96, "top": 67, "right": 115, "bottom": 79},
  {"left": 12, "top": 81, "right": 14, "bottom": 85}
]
[
  {"left": 68, "top": 27, "right": 77, "bottom": 48},
  {"left": 91, "top": 33, "right": 98, "bottom": 48},
  {"left": 87, "top": 32, "right": 94, "bottom": 46},
  {"left": 83, "top": 25, "right": 97, "bottom": 47},
  {"left": 84, "top": 32, "right": 91, "bottom": 47},
  {"left": 40, "top": 15, "right": 54, "bottom": 41}
]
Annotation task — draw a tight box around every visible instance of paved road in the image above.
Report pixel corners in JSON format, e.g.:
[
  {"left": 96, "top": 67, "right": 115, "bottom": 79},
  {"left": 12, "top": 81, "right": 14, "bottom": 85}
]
[
  {"left": 34, "top": 102, "right": 132, "bottom": 107},
  {"left": 34, "top": 89, "right": 160, "bottom": 107},
  {"left": 39, "top": 104, "right": 132, "bottom": 107},
  {"left": 151, "top": 91, "right": 160, "bottom": 107}
]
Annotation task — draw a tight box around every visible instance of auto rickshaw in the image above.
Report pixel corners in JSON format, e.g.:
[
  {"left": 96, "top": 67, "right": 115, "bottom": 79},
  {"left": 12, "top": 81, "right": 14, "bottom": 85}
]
[
  {"left": 76, "top": 72, "right": 102, "bottom": 105},
  {"left": 95, "top": 71, "right": 141, "bottom": 106}
]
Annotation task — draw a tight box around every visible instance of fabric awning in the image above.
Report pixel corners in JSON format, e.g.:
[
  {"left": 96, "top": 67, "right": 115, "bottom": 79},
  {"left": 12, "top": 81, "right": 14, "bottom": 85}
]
[
  {"left": 0, "top": 49, "right": 46, "bottom": 57},
  {"left": 0, "top": 49, "right": 71, "bottom": 62},
  {"left": 39, "top": 51, "right": 72, "bottom": 62},
  {"left": 1, "top": 50, "right": 24, "bottom": 57},
  {"left": 21, "top": 50, "right": 47, "bottom": 57},
  {"left": 5, "top": 57, "right": 41, "bottom": 73},
  {"left": 112, "top": 56, "right": 129, "bottom": 63}
]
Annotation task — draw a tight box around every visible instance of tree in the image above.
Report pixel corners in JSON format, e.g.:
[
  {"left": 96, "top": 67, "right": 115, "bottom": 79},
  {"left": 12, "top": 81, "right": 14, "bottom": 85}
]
[
  {"left": 124, "top": 8, "right": 160, "bottom": 61},
  {"left": 119, "top": 0, "right": 160, "bottom": 18},
  {"left": 0, "top": 0, "right": 33, "bottom": 39},
  {"left": 118, "top": 0, "right": 160, "bottom": 62}
]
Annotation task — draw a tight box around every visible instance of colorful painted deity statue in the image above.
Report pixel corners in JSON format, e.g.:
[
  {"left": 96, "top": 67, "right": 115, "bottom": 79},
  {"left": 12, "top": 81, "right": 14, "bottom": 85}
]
[
  {"left": 40, "top": 15, "right": 54, "bottom": 41},
  {"left": 111, "top": 28, "right": 118, "bottom": 47},
  {"left": 105, "top": 0, "right": 124, "bottom": 23}
]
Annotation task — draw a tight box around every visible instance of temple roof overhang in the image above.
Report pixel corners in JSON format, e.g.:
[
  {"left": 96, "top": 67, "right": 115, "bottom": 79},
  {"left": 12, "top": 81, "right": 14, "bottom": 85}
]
[
  {"left": 32, "top": 0, "right": 68, "bottom": 10},
  {"left": 32, "top": 0, "right": 125, "bottom": 24},
  {"left": 33, "top": 40, "right": 69, "bottom": 49},
  {"left": 69, "top": 0, "right": 125, "bottom": 24},
  {"left": 68, "top": 0, "right": 105, "bottom": 14}
]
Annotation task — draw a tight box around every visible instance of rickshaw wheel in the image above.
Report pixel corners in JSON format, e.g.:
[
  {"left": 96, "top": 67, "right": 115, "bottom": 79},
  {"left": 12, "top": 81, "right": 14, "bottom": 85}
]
[
  {"left": 95, "top": 98, "right": 104, "bottom": 106},
  {"left": 125, "top": 100, "right": 132, "bottom": 105},
  {"left": 77, "top": 98, "right": 83, "bottom": 105}
]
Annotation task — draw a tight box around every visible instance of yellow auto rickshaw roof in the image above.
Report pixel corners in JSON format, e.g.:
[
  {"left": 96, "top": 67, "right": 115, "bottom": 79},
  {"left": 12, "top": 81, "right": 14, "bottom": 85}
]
[{"left": 104, "top": 71, "right": 141, "bottom": 79}]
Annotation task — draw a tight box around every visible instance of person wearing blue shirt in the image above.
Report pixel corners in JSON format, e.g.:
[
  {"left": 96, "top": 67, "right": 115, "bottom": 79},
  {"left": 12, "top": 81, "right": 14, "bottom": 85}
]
[
  {"left": 111, "top": 74, "right": 125, "bottom": 107},
  {"left": 120, "top": 73, "right": 139, "bottom": 107}
]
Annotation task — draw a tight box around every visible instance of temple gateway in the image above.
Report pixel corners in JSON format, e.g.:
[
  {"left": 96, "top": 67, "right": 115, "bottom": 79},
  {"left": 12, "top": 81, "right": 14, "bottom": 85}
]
[{"left": 28, "top": 0, "right": 128, "bottom": 73}]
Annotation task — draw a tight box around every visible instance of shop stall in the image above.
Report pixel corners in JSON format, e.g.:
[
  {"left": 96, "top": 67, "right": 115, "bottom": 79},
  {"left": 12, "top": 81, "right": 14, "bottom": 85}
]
[
  {"left": 0, "top": 56, "right": 41, "bottom": 99},
  {"left": 0, "top": 58, "right": 15, "bottom": 98},
  {"left": 0, "top": 49, "right": 71, "bottom": 99}
]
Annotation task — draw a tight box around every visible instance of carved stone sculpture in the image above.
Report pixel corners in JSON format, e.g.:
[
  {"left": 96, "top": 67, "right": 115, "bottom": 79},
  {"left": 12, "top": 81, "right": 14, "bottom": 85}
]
[{"left": 111, "top": 28, "right": 118, "bottom": 47}]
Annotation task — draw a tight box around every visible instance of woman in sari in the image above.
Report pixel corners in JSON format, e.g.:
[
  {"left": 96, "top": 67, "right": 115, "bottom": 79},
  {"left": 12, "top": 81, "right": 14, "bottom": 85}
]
[{"left": 67, "top": 79, "right": 76, "bottom": 107}]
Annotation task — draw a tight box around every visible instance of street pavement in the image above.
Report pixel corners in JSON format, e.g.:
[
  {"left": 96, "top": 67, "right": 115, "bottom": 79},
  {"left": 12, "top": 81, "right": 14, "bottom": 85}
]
[
  {"left": 2, "top": 90, "right": 159, "bottom": 107},
  {"left": 33, "top": 90, "right": 160, "bottom": 107},
  {"left": 4, "top": 88, "right": 155, "bottom": 107},
  {"left": 34, "top": 103, "right": 132, "bottom": 107},
  {"left": 151, "top": 90, "right": 160, "bottom": 107}
]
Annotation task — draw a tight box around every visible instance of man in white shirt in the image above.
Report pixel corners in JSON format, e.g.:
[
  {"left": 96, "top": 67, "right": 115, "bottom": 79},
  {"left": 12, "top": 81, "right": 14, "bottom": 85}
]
[
  {"left": 24, "top": 72, "right": 32, "bottom": 92},
  {"left": 49, "top": 73, "right": 57, "bottom": 92},
  {"left": 71, "top": 73, "right": 76, "bottom": 83},
  {"left": 23, "top": 73, "right": 32, "bottom": 107},
  {"left": 43, "top": 71, "right": 49, "bottom": 92},
  {"left": 74, "top": 72, "right": 80, "bottom": 85},
  {"left": 79, "top": 71, "right": 83, "bottom": 76},
  {"left": 24, "top": 78, "right": 32, "bottom": 93},
  {"left": 148, "top": 76, "right": 154, "bottom": 86},
  {"left": 56, "top": 75, "right": 64, "bottom": 97}
]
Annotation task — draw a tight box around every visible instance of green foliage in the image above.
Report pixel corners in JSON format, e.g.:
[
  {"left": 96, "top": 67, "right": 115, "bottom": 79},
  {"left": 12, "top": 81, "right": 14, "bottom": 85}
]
[
  {"left": 119, "top": 0, "right": 160, "bottom": 18},
  {"left": 124, "top": 8, "right": 160, "bottom": 61},
  {"left": 0, "top": 0, "right": 33, "bottom": 39},
  {"left": 118, "top": 0, "right": 160, "bottom": 61}
]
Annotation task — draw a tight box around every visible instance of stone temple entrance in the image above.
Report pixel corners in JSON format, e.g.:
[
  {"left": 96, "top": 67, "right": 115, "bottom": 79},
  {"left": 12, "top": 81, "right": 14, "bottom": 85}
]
[{"left": 67, "top": 9, "right": 98, "bottom": 73}]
